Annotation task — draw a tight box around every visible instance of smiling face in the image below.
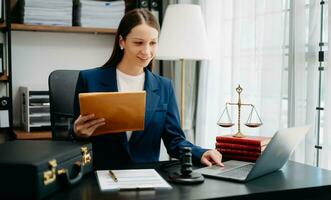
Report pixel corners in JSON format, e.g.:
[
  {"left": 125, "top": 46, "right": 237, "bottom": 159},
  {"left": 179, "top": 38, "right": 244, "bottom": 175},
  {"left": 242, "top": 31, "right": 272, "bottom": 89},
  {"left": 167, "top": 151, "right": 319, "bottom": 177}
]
[{"left": 119, "top": 23, "right": 159, "bottom": 71}]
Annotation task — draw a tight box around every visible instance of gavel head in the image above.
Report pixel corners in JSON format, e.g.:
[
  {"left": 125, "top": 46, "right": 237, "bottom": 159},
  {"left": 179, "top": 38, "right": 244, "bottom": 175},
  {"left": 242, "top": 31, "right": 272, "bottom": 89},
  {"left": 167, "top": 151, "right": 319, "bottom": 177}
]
[{"left": 180, "top": 147, "right": 193, "bottom": 177}]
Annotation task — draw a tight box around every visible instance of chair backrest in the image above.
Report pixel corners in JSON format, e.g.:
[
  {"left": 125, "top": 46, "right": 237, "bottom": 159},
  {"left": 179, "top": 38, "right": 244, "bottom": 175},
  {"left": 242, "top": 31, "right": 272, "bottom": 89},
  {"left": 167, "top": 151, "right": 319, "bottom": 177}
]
[{"left": 48, "top": 70, "right": 79, "bottom": 140}]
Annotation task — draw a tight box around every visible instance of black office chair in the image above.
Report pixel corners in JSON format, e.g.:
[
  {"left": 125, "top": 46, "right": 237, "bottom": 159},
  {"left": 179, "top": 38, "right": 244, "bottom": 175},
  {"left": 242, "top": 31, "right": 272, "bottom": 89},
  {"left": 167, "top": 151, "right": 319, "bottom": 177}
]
[{"left": 48, "top": 70, "right": 79, "bottom": 140}]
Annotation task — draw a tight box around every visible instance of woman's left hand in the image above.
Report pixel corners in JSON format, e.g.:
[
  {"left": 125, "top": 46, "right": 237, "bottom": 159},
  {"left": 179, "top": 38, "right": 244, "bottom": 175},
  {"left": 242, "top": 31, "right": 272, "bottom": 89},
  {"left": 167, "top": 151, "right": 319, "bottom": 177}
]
[{"left": 200, "top": 149, "right": 224, "bottom": 167}]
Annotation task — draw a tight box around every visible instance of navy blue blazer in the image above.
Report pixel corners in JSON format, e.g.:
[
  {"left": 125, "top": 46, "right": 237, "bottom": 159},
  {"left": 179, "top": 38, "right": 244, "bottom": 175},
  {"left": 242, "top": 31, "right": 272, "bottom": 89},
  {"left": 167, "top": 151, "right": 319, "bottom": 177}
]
[{"left": 72, "top": 66, "right": 207, "bottom": 169}]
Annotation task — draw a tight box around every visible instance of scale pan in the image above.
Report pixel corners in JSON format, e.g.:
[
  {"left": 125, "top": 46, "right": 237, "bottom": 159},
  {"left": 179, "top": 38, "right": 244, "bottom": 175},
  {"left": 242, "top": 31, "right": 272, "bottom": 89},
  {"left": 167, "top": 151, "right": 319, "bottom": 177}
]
[
  {"left": 217, "top": 123, "right": 235, "bottom": 128},
  {"left": 245, "top": 123, "right": 262, "bottom": 128}
]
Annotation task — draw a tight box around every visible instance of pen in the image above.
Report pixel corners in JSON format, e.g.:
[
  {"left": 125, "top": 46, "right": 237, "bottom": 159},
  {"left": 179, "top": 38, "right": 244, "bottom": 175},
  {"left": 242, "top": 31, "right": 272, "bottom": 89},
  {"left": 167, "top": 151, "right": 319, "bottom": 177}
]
[{"left": 108, "top": 170, "right": 118, "bottom": 182}]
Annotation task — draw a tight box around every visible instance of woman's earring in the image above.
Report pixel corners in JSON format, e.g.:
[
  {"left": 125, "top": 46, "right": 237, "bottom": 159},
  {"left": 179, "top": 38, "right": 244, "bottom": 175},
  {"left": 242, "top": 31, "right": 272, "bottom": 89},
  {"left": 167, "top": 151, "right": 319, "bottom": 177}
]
[{"left": 120, "top": 46, "right": 124, "bottom": 50}]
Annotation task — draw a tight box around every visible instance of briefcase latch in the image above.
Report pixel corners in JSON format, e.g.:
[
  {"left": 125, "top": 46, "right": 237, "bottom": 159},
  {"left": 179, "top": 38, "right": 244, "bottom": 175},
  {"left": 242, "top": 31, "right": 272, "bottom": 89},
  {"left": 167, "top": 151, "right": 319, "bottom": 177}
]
[
  {"left": 81, "top": 146, "right": 91, "bottom": 166},
  {"left": 43, "top": 159, "right": 57, "bottom": 185}
]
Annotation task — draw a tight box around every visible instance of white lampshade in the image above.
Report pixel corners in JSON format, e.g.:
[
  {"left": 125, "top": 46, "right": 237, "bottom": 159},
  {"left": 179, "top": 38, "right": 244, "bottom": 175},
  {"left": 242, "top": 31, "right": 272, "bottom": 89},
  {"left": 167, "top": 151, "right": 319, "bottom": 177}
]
[{"left": 156, "top": 4, "right": 209, "bottom": 60}]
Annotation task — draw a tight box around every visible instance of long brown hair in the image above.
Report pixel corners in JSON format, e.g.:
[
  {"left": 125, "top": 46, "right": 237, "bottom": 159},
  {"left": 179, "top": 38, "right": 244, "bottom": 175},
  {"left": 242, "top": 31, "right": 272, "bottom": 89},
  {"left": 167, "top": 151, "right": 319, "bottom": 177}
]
[{"left": 103, "top": 9, "right": 160, "bottom": 70}]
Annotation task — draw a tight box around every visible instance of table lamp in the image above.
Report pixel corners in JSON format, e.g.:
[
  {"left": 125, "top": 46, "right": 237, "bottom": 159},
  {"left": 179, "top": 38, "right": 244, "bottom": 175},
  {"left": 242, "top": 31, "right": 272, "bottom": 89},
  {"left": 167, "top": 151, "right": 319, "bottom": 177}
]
[{"left": 156, "top": 4, "right": 209, "bottom": 128}]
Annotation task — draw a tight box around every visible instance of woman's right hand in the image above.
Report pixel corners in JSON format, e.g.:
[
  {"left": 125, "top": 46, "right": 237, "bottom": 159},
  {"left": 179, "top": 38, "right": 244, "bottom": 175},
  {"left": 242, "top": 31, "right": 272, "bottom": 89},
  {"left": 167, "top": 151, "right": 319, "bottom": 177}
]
[{"left": 73, "top": 114, "right": 106, "bottom": 138}]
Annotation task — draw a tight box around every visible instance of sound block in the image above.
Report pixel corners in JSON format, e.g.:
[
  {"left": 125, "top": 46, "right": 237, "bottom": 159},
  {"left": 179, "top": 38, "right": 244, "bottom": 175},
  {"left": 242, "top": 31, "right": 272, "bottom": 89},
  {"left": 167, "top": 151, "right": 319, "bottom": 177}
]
[{"left": 168, "top": 171, "right": 204, "bottom": 184}]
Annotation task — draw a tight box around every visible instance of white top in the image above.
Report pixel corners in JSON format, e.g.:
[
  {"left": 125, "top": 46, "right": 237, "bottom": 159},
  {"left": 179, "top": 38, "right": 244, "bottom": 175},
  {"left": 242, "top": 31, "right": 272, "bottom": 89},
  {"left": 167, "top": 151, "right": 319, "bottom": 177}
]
[{"left": 116, "top": 68, "right": 145, "bottom": 141}]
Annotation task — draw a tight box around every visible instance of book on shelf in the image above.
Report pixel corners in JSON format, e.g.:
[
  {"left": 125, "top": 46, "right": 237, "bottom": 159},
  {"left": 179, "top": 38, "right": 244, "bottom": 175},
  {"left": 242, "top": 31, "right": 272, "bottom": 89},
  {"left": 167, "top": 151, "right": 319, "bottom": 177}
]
[
  {"left": 215, "top": 134, "right": 271, "bottom": 162},
  {"left": 14, "top": 0, "right": 73, "bottom": 26},
  {"left": 74, "top": 0, "right": 125, "bottom": 29},
  {"left": 216, "top": 135, "right": 271, "bottom": 146},
  {"left": 0, "top": 43, "right": 3, "bottom": 75},
  {"left": 216, "top": 148, "right": 261, "bottom": 157},
  {"left": 215, "top": 142, "right": 264, "bottom": 152},
  {"left": 222, "top": 154, "right": 260, "bottom": 162},
  {"left": 0, "top": 0, "right": 3, "bottom": 23}
]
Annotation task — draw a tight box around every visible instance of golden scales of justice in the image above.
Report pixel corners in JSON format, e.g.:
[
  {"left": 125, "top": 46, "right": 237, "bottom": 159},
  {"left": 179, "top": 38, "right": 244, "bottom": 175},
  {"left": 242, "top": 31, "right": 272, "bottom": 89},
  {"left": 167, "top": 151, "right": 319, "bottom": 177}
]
[{"left": 217, "top": 85, "right": 263, "bottom": 138}]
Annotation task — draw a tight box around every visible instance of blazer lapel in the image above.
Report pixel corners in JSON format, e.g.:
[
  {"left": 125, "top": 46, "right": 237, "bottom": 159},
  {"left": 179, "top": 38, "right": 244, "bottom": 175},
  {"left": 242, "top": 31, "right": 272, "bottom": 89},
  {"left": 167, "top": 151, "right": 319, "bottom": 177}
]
[
  {"left": 99, "top": 66, "right": 118, "bottom": 92},
  {"left": 99, "top": 67, "right": 129, "bottom": 153},
  {"left": 130, "top": 69, "right": 159, "bottom": 144}
]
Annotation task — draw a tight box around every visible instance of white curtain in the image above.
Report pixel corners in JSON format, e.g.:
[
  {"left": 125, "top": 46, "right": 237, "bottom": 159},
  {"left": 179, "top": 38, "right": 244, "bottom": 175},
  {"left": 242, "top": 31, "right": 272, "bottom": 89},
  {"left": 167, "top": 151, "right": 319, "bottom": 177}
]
[
  {"left": 196, "top": 0, "right": 287, "bottom": 148},
  {"left": 196, "top": 0, "right": 329, "bottom": 169},
  {"left": 322, "top": 0, "right": 331, "bottom": 169}
]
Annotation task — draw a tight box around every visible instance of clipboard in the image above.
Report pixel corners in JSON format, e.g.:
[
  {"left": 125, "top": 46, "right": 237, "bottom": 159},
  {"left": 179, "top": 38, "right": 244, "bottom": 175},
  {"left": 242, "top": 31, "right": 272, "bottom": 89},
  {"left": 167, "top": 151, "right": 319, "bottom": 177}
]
[
  {"left": 79, "top": 91, "right": 146, "bottom": 136},
  {"left": 96, "top": 169, "right": 172, "bottom": 191}
]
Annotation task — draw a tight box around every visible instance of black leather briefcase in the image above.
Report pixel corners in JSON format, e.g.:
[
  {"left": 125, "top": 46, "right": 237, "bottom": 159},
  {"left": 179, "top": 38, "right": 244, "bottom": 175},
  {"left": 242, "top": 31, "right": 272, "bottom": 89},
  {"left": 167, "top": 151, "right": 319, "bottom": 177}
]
[{"left": 0, "top": 140, "right": 93, "bottom": 199}]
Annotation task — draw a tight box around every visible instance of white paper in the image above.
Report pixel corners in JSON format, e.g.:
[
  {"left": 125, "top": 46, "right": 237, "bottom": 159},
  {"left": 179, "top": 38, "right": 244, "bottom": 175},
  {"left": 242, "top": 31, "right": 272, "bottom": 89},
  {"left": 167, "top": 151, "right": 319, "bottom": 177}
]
[
  {"left": 0, "top": 110, "right": 9, "bottom": 128},
  {"left": 96, "top": 169, "right": 172, "bottom": 191}
]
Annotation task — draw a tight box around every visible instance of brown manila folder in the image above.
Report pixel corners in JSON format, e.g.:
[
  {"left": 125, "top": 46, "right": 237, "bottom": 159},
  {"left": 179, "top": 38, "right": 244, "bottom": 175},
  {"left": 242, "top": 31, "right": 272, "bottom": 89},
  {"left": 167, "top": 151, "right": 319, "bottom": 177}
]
[{"left": 79, "top": 91, "right": 146, "bottom": 136}]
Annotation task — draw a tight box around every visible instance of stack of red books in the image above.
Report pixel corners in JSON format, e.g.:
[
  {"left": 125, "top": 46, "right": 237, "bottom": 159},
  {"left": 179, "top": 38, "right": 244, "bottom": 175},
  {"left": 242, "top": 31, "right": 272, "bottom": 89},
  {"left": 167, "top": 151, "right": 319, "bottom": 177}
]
[{"left": 215, "top": 135, "right": 271, "bottom": 162}]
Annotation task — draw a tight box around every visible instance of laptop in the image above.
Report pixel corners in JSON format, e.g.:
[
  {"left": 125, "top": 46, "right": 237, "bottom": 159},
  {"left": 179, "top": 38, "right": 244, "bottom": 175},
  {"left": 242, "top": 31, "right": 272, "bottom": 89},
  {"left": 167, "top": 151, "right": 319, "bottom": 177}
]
[{"left": 195, "top": 126, "right": 310, "bottom": 182}]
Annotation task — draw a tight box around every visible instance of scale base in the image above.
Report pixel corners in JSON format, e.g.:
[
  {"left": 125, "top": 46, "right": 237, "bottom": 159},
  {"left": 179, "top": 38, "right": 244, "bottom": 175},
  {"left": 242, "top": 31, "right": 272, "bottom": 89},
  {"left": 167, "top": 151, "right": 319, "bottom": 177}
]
[{"left": 233, "top": 132, "right": 245, "bottom": 138}]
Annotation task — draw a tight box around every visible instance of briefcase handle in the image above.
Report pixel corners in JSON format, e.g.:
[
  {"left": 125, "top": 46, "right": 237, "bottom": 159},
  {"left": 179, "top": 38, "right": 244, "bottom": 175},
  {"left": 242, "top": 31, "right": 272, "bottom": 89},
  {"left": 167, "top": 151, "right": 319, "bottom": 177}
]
[{"left": 57, "top": 161, "right": 84, "bottom": 186}]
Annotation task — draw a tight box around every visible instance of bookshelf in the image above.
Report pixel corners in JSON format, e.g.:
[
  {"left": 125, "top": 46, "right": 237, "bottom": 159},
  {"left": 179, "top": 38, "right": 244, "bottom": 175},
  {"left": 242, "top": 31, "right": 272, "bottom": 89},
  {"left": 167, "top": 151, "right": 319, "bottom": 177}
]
[
  {"left": 2, "top": 0, "right": 163, "bottom": 141},
  {"left": 0, "top": 74, "right": 8, "bottom": 81},
  {"left": 14, "top": 129, "right": 52, "bottom": 140},
  {"left": 0, "top": 0, "right": 13, "bottom": 140},
  {"left": 11, "top": 23, "right": 117, "bottom": 34},
  {"left": 0, "top": 69, "right": 8, "bottom": 81},
  {"left": 0, "top": 22, "right": 6, "bottom": 29},
  {"left": 7, "top": 0, "right": 121, "bottom": 140}
]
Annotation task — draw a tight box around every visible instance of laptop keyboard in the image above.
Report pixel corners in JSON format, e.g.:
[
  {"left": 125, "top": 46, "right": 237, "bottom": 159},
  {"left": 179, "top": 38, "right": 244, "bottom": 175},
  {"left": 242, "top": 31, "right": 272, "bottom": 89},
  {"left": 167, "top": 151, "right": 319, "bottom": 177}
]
[{"left": 217, "top": 164, "right": 254, "bottom": 180}]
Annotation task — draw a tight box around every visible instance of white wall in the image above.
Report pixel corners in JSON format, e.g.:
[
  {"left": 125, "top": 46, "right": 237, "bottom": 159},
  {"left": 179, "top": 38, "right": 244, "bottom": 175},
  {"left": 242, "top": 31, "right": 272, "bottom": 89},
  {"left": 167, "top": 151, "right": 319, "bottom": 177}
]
[
  {"left": 10, "top": 30, "right": 169, "bottom": 161},
  {"left": 11, "top": 31, "right": 115, "bottom": 126}
]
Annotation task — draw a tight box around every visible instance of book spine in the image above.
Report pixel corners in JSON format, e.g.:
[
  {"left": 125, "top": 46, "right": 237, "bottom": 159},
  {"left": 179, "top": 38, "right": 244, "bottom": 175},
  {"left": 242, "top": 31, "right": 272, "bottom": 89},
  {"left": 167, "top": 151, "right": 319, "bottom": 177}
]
[
  {"left": 222, "top": 154, "right": 259, "bottom": 162},
  {"left": 215, "top": 136, "right": 261, "bottom": 146},
  {"left": 216, "top": 148, "right": 261, "bottom": 157},
  {"left": 215, "top": 142, "right": 262, "bottom": 152}
]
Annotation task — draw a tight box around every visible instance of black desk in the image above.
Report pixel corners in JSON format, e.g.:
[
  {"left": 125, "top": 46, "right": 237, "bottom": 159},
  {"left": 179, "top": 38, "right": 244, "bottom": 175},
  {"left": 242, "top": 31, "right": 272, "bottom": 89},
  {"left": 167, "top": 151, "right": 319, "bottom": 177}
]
[{"left": 49, "top": 161, "right": 331, "bottom": 200}]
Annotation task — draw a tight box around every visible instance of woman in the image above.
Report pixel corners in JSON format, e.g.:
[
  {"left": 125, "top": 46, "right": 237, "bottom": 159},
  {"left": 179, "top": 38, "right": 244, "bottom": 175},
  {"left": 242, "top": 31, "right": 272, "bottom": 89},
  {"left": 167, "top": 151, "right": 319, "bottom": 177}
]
[{"left": 72, "top": 9, "right": 223, "bottom": 169}]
